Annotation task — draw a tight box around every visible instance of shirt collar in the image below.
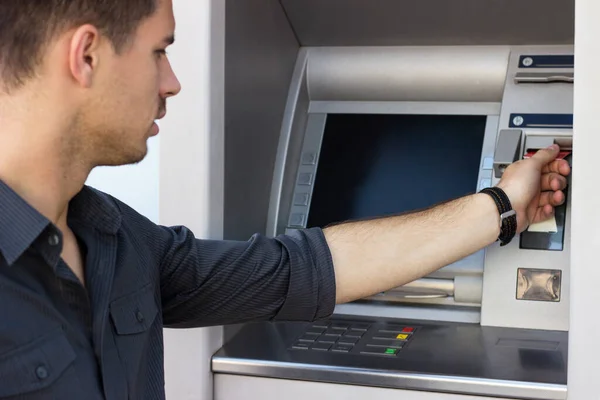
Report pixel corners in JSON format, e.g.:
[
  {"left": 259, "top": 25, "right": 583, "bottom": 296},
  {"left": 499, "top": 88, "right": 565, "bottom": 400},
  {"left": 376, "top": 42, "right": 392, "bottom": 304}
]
[
  {"left": 0, "top": 180, "right": 122, "bottom": 266},
  {"left": 0, "top": 180, "right": 51, "bottom": 265}
]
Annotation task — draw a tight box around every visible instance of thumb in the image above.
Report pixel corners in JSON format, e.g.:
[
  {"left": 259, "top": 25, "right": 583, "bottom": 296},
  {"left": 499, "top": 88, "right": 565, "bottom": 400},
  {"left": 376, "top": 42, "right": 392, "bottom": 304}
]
[{"left": 531, "top": 144, "right": 560, "bottom": 165}]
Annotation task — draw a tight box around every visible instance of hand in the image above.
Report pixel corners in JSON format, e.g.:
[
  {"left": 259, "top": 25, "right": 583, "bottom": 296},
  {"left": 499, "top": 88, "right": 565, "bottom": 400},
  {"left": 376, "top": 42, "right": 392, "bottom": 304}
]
[{"left": 496, "top": 144, "right": 571, "bottom": 233}]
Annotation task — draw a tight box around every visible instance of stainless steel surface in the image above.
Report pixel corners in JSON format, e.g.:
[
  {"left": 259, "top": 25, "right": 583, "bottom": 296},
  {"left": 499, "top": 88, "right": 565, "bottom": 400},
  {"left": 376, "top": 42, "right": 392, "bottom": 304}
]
[
  {"left": 215, "top": 374, "right": 529, "bottom": 400},
  {"left": 335, "top": 302, "right": 482, "bottom": 324},
  {"left": 224, "top": 0, "right": 300, "bottom": 240},
  {"left": 481, "top": 46, "right": 572, "bottom": 332},
  {"left": 266, "top": 50, "right": 310, "bottom": 238},
  {"left": 280, "top": 0, "right": 574, "bottom": 46},
  {"left": 213, "top": 317, "right": 567, "bottom": 400},
  {"left": 308, "top": 101, "right": 501, "bottom": 115},
  {"left": 307, "top": 46, "right": 510, "bottom": 102}
]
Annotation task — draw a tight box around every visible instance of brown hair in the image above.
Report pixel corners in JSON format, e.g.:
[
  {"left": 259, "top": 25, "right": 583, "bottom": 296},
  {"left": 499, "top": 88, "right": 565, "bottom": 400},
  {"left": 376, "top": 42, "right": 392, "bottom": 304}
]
[{"left": 0, "top": 0, "right": 158, "bottom": 91}]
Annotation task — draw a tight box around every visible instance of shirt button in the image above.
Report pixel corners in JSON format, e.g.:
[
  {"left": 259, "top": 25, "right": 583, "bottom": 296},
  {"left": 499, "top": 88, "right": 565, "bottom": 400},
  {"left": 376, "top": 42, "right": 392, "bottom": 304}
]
[
  {"left": 48, "top": 233, "right": 60, "bottom": 246},
  {"left": 36, "top": 365, "right": 49, "bottom": 380},
  {"left": 136, "top": 310, "right": 145, "bottom": 322}
]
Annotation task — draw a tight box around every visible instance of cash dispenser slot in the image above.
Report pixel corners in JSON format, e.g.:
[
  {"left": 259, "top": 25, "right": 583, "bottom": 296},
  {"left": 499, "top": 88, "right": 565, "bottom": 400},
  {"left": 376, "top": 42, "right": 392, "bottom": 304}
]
[
  {"left": 493, "top": 129, "right": 571, "bottom": 251},
  {"left": 514, "top": 72, "right": 574, "bottom": 84}
]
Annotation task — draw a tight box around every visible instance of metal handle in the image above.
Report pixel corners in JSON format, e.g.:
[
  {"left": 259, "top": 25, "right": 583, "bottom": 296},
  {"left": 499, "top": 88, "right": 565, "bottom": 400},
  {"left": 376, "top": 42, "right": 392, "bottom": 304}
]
[{"left": 387, "top": 278, "right": 454, "bottom": 299}]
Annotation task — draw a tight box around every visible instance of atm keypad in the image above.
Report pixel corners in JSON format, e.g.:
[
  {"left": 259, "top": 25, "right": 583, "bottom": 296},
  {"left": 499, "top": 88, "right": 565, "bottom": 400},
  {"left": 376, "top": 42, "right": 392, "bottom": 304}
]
[{"left": 290, "top": 320, "right": 418, "bottom": 357}]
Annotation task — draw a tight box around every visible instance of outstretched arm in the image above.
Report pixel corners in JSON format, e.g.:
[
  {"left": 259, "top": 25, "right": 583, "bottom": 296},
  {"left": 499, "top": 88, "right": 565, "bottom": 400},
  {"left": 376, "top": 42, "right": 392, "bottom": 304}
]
[{"left": 326, "top": 145, "right": 570, "bottom": 304}]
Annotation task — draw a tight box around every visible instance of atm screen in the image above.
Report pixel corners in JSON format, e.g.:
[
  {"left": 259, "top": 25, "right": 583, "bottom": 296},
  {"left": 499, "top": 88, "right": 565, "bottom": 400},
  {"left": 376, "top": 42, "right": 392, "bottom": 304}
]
[{"left": 306, "top": 114, "right": 487, "bottom": 228}]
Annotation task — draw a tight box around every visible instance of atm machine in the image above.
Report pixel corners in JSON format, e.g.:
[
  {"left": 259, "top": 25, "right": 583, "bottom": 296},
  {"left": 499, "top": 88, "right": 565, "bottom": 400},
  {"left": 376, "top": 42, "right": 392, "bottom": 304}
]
[{"left": 212, "top": 3, "right": 574, "bottom": 400}]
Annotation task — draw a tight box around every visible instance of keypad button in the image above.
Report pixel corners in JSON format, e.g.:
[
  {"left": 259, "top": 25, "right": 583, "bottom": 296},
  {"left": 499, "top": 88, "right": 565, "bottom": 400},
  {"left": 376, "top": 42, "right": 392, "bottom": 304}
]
[
  {"left": 323, "top": 329, "right": 342, "bottom": 336},
  {"left": 298, "top": 334, "right": 320, "bottom": 342},
  {"left": 373, "top": 332, "right": 409, "bottom": 340},
  {"left": 343, "top": 330, "right": 365, "bottom": 338},
  {"left": 361, "top": 347, "right": 399, "bottom": 356},
  {"left": 292, "top": 341, "right": 310, "bottom": 350},
  {"left": 311, "top": 322, "right": 328, "bottom": 329},
  {"left": 316, "top": 336, "right": 336, "bottom": 344},
  {"left": 330, "top": 322, "right": 350, "bottom": 330},
  {"left": 337, "top": 336, "right": 359, "bottom": 345},
  {"left": 366, "top": 340, "right": 405, "bottom": 349},
  {"left": 311, "top": 342, "right": 331, "bottom": 351},
  {"left": 305, "top": 327, "right": 325, "bottom": 335},
  {"left": 350, "top": 323, "right": 371, "bottom": 331},
  {"left": 331, "top": 344, "right": 354, "bottom": 353}
]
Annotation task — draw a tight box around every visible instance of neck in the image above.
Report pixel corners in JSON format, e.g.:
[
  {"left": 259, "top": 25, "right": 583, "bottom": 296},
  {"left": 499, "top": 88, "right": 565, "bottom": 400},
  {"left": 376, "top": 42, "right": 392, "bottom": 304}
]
[{"left": 0, "top": 98, "right": 92, "bottom": 228}]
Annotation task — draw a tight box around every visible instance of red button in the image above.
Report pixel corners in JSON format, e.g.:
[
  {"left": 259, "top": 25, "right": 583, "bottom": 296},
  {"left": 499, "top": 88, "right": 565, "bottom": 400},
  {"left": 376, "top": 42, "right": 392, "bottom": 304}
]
[{"left": 402, "top": 327, "right": 414, "bottom": 333}]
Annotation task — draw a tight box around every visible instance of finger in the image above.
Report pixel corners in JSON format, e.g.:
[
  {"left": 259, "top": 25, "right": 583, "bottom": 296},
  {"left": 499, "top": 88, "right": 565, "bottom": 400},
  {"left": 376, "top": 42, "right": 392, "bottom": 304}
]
[
  {"left": 531, "top": 144, "right": 560, "bottom": 165},
  {"left": 538, "top": 190, "right": 565, "bottom": 207},
  {"left": 541, "top": 172, "right": 568, "bottom": 191},
  {"left": 531, "top": 204, "right": 555, "bottom": 225},
  {"left": 542, "top": 159, "right": 571, "bottom": 176}
]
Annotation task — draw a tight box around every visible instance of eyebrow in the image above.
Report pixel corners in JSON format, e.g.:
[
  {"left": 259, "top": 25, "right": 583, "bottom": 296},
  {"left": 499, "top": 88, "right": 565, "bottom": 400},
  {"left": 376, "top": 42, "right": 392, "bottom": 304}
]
[{"left": 163, "top": 34, "right": 175, "bottom": 46}]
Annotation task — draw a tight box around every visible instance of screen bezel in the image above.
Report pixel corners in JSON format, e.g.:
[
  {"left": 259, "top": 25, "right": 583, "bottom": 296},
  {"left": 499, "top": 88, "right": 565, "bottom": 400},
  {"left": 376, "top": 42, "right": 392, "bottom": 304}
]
[{"left": 285, "top": 102, "right": 501, "bottom": 237}]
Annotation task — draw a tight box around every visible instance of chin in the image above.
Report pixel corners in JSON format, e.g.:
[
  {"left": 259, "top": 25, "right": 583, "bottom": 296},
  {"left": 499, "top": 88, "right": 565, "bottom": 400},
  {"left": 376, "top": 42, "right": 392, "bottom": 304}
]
[{"left": 99, "top": 145, "right": 148, "bottom": 167}]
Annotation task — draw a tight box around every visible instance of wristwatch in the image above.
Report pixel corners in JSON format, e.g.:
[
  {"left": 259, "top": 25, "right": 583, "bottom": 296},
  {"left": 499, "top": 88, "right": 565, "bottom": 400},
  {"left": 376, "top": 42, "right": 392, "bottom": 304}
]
[{"left": 479, "top": 187, "right": 517, "bottom": 246}]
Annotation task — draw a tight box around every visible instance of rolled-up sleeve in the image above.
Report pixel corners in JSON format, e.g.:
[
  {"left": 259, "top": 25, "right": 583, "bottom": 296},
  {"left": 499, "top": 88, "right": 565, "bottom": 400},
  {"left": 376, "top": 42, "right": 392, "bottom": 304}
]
[{"left": 158, "top": 225, "right": 337, "bottom": 328}]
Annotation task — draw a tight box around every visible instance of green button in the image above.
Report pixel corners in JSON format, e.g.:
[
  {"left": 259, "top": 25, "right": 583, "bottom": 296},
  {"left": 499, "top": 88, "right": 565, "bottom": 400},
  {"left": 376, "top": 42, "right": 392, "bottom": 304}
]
[{"left": 385, "top": 348, "right": 396, "bottom": 354}]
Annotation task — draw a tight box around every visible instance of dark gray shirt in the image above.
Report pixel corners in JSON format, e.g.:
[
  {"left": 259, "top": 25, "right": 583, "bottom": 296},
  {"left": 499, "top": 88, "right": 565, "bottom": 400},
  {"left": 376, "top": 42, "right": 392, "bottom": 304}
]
[{"left": 0, "top": 180, "right": 336, "bottom": 399}]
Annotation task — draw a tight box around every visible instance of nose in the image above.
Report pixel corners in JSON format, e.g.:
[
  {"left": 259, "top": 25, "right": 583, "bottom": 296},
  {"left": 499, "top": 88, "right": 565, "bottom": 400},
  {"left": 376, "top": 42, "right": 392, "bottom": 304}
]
[{"left": 161, "top": 58, "right": 182, "bottom": 98}]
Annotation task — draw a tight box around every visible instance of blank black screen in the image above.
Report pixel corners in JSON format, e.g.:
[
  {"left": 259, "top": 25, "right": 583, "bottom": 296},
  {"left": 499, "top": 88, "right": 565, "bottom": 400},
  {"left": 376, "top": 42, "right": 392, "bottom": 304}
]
[{"left": 306, "top": 114, "right": 487, "bottom": 228}]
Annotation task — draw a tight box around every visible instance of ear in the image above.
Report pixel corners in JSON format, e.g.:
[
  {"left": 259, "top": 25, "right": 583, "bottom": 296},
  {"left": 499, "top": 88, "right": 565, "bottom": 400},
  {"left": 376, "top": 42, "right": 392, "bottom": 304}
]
[{"left": 68, "top": 24, "right": 103, "bottom": 88}]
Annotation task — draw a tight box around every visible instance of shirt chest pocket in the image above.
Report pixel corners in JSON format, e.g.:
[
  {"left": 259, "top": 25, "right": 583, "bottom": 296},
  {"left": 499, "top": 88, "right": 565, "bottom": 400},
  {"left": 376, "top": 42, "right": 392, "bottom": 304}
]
[
  {"left": 109, "top": 283, "right": 159, "bottom": 387},
  {"left": 0, "top": 328, "right": 77, "bottom": 398}
]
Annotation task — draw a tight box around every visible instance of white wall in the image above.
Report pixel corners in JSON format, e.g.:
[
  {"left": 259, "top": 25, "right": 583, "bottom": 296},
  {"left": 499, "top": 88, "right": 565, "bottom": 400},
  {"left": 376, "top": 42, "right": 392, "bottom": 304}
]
[
  {"left": 160, "top": 0, "right": 225, "bottom": 399},
  {"left": 568, "top": 0, "right": 600, "bottom": 398}
]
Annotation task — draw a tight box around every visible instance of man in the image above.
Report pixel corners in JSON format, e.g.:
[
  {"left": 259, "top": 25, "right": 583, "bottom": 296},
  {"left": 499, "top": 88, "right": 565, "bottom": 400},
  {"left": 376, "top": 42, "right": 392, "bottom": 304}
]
[{"left": 0, "top": 0, "right": 570, "bottom": 399}]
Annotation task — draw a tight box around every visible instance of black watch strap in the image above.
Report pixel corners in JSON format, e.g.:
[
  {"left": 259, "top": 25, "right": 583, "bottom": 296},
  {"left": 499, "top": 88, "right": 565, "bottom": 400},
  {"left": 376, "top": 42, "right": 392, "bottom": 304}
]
[{"left": 479, "top": 187, "right": 517, "bottom": 246}]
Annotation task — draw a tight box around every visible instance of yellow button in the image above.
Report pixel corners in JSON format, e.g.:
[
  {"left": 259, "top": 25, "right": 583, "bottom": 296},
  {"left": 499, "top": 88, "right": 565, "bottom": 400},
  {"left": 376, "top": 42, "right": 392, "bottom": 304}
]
[{"left": 396, "top": 334, "right": 409, "bottom": 340}]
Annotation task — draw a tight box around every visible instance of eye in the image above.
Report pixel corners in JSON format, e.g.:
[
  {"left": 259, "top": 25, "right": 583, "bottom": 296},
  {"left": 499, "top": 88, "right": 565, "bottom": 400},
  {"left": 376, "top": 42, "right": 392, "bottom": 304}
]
[{"left": 155, "top": 49, "right": 168, "bottom": 58}]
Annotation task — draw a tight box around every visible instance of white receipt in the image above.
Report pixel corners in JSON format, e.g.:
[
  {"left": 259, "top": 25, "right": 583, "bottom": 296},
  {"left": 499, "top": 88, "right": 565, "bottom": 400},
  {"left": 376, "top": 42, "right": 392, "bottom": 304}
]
[{"left": 527, "top": 216, "right": 558, "bottom": 233}]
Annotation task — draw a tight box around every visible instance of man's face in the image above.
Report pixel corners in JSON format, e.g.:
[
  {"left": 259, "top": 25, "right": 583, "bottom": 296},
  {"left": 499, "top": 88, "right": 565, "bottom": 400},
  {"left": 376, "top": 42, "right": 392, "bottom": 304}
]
[{"left": 80, "top": 0, "right": 180, "bottom": 167}]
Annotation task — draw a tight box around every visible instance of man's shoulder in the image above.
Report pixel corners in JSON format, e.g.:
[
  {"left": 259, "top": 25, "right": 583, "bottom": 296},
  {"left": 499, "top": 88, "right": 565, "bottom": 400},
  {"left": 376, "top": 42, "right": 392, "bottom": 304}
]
[{"left": 76, "top": 185, "right": 161, "bottom": 233}]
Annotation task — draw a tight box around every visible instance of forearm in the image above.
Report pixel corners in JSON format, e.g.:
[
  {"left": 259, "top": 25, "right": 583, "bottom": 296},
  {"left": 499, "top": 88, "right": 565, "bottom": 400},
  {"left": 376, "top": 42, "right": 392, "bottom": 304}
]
[{"left": 324, "top": 193, "right": 500, "bottom": 304}]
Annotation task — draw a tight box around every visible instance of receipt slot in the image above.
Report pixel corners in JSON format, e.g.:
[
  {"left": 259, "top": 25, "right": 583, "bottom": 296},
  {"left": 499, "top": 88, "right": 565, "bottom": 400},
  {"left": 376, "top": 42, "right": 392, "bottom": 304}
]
[{"left": 493, "top": 129, "right": 572, "bottom": 251}]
